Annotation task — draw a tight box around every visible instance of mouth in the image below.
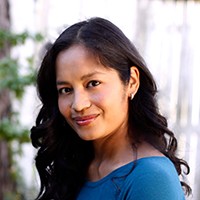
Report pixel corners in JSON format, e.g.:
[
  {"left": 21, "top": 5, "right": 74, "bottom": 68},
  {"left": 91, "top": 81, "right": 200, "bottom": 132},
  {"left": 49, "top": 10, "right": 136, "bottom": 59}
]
[{"left": 73, "top": 114, "right": 99, "bottom": 126}]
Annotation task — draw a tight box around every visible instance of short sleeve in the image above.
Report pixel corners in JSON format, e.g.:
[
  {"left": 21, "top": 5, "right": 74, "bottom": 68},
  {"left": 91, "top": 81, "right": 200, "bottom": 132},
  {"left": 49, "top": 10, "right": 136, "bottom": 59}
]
[{"left": 119, "top": 157, "right": 185, "bottom": 200}]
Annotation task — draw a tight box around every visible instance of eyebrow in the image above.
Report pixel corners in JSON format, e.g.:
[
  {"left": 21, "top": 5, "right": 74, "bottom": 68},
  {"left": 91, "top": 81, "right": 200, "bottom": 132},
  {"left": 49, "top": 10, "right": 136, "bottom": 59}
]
[{"left": 56, "top": 71, "right": 106, "bottom": 86}]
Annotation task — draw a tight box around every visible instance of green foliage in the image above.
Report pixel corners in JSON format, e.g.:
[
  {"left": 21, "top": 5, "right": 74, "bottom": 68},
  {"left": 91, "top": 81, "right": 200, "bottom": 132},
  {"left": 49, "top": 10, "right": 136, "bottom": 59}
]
[
  {"left": 0, "top": 57, "right": 36, "bottom": 99},
  {"left": 0, "top": 29, "right": 43, "bottom": 99},
  {"left": 0, "top": 57, "right": 36, "bottom": 98},
  {"left": 0, "top": 29, "right": 43, "bottom": 140},
  {"left": 0, "top": 29, "right": 43, "bottom": 48},
  {"left": 0, "top": 24, "right": 43, "bottom": 200},
  {"left": 3, "top": 192, "right": 23, "bottom": 200},
  {"left": 0, "top": 116, "right": 29, "bottom": 142},
  {"left": 3, "top": 155, "right": 26, "bottom": 200}
]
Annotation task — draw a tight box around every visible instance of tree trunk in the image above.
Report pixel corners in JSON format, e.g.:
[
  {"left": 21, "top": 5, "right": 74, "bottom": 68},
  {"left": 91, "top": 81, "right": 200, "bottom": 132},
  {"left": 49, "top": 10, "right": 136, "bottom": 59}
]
[{"left": 0, "top": 0, "right": 15, "bottom": 199}]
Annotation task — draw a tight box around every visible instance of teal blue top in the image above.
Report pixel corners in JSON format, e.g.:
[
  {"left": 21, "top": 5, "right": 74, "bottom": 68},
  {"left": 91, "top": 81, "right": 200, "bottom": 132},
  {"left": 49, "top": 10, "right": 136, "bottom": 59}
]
[{"left": 76, "top": 157, "right": 185, "bottom": 200}]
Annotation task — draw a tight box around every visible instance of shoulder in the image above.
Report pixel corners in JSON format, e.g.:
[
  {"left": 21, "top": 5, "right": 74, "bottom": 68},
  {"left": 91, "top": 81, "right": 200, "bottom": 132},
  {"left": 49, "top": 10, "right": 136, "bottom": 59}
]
[
  {"left": 131, "top": 156, "right": 180, "bottom": 184},
  {"left": 134, "top": 156, "right": 176, "bottom": 175},
  {"left": 120, "top": 156, "right": 185, "bottom": 200}
]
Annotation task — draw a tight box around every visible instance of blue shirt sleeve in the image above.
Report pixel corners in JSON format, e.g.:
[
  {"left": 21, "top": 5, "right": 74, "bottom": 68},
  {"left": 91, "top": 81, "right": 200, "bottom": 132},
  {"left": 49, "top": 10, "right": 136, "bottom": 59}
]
[{"left": 120, "top": 157, "right": 185, "bottom": 200}]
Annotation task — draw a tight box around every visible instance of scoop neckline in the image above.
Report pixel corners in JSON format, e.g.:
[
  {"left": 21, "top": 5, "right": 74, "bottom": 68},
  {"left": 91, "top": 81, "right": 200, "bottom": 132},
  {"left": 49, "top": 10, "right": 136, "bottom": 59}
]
[{"left": 85, "top": 156, "right": 168, "bottom": 187}]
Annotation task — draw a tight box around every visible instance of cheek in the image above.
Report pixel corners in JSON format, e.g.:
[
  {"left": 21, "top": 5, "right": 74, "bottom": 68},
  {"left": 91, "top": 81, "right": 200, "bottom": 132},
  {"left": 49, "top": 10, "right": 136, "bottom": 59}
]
[
  {"left": 92, "top": 91, "right": 110, "bottom": 109},
  {"left": 58, "top": 98, "right": 70, "bottom": 118}
]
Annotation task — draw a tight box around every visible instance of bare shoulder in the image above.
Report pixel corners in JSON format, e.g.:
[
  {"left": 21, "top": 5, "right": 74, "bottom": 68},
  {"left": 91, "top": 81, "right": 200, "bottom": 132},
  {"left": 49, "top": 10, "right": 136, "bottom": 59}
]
[{"left": 137, "top": 141, "right": 164, "bottom": 159}]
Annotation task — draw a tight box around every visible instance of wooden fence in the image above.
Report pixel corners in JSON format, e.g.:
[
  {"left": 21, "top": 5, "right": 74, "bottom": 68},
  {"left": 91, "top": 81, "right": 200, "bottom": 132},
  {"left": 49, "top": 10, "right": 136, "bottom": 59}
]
[{"left": 134, "top": 1, "right": 200, "bottom": 199}]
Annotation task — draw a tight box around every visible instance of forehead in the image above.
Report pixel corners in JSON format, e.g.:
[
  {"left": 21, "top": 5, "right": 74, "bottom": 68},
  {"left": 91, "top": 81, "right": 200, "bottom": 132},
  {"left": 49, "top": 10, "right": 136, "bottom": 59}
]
[
  {"left": 55, "top": 45, "right": 116, "bottom": 80},
  {"left": 55, "top": 44, "right": 109, "bottom": 73},
  {"left": 56, "top": 44, "right": 98, "bottom": 66}
]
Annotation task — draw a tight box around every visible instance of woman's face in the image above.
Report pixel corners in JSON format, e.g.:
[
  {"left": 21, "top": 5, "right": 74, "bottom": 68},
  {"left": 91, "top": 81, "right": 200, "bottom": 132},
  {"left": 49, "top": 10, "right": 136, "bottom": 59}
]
[{"left": 56, "top": 45, "right": 134, "bottom": 141}]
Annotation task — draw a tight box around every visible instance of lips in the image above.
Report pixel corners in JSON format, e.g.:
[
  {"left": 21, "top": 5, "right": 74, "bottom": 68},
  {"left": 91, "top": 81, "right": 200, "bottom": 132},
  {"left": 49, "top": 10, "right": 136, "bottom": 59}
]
[{"left": 73, "top": 114, "right": 99, "bottom": 126}]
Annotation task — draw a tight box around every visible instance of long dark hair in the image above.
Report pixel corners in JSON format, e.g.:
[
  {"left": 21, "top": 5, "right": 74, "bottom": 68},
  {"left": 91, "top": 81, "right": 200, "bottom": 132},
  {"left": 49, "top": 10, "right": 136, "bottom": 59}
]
[{"left": 31, "top": 17, "right": 191, "bottom": 199}]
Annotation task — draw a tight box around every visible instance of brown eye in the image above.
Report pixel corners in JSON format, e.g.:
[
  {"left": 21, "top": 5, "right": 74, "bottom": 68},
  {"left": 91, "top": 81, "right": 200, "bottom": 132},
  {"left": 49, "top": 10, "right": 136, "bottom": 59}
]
[
  {"left": 87, "top": 80, "right": 101, "bottom": 88},
  {"left": 58, "top": 87, "right": 72, "bottom": 94}
]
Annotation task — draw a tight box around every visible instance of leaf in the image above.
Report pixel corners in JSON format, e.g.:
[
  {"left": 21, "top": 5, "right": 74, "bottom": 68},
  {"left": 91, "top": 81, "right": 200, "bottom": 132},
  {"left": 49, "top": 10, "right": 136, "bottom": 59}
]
[
  {"left": 0, "top": 117, "right": 30, "bottom": 142},
  {"left": 0, "top": 57, "right": 36, "bottom": 99}
]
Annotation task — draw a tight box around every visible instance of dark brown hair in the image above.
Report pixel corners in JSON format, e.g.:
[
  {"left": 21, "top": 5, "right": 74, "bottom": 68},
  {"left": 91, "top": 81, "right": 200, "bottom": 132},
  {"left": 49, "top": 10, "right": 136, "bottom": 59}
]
[{"left": 31, "top": 17, "right": 191, "bottom": 200}]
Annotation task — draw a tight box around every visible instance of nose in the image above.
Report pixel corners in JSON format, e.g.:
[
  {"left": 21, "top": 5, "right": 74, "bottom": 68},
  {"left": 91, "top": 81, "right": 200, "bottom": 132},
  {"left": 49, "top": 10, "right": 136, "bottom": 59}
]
[{"left": 71, "top": 90, "right": 91, "bottom": 112}]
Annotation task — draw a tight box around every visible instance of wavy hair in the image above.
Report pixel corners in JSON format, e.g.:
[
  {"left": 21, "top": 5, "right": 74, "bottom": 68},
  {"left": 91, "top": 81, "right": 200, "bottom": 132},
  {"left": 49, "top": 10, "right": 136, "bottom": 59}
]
[{"left": 31, "top": 17, "right": 191, "bottom": 199}]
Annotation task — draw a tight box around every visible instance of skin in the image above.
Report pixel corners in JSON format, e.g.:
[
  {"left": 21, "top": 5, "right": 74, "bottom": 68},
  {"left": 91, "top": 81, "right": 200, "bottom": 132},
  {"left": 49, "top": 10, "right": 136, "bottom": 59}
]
[{"left": 56, "top": 44, "right": 163, "bottom": 181}]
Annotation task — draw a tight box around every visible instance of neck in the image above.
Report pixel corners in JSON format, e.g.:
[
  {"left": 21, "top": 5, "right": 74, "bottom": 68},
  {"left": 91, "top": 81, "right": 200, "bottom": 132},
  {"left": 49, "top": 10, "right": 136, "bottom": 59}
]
[
  {"left": 93, "top": 132, "right": 133, "bottom": 162},
  {"left": 88, "top": 130, "right": 136, "bottom": 181}
]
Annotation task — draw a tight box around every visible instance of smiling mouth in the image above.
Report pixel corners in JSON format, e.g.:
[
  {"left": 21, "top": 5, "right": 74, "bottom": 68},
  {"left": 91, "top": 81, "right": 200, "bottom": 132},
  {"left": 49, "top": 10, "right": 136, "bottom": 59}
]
[{"left": 73, "top": 114, "right": 99, "bottom": 126}]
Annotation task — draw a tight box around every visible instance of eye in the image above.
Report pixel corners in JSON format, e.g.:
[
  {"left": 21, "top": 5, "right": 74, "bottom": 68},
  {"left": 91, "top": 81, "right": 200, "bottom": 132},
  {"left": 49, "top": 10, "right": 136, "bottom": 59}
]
[
  {"left": 58, "top": 87, "right": 72, "bottom": 95},
  {"left": 87, "top": 80, "right": 101, "bottom": 88}
]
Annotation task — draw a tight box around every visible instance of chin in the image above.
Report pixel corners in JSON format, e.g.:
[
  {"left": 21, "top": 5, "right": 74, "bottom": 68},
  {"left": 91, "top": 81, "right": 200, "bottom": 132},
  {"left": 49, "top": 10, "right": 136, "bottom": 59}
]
[{"left": 77, "top": 133, "right": 96, "bottom": 141}]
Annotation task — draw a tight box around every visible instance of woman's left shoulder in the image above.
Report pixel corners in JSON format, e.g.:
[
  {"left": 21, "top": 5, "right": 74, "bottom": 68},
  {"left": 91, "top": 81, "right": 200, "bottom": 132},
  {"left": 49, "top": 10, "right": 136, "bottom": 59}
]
[
  {"left": 120, "top": 156, "right": 185, "bottom": 200},
  {"left": 137, "top": 156, "right": 174, "bottom": 168},
  {"left": 132, "top": 156, "right": 179, "bottom": 181}
]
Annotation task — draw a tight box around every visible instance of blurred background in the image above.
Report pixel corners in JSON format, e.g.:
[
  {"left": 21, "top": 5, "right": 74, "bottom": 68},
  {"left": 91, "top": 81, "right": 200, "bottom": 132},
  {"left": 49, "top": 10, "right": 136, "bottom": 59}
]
[{"left": 0, "top": 0, "right": 200, "bottom": 199}]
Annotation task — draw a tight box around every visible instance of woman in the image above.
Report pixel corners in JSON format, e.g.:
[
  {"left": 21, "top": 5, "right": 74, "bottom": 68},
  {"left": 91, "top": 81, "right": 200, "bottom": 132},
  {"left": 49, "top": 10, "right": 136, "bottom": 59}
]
[{"left": 31, "top": 17, "right": 191, "bottom": 200}]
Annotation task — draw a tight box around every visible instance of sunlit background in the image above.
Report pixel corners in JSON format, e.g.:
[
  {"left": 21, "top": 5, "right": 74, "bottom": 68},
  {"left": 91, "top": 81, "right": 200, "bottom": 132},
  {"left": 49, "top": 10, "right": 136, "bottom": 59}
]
[{"left": 0, "top": 0, "right": 200, "bottom": 199}]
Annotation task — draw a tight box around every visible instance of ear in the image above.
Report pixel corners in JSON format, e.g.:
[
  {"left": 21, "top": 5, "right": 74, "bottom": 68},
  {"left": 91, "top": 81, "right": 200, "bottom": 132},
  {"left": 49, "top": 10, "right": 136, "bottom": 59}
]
[{"left": 128, "top": 66, "right": 140, "bottom": 98}]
